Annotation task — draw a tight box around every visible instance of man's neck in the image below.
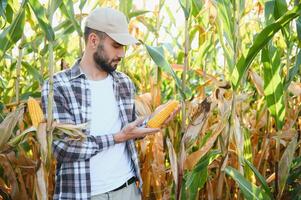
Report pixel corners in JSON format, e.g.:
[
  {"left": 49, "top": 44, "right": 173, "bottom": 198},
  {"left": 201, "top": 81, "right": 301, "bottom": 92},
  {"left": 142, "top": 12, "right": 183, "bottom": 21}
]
[{"left": 79, "top": 53, "right": 108, "bottom": 81}]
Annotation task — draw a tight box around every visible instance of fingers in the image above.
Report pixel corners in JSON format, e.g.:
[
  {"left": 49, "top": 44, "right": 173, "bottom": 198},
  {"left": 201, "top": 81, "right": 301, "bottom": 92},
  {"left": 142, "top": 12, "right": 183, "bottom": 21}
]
[
  {"left": 142, "top": 127, "right": 161, "bottom": 133},
  {"left": 133, "top": 117, "right": 146, "bottom": 127},
  {"left": 136, "top": 127, "right": 160, "bottom": 138},
  {"left": 162, "top": 105, "right": 181, "bottom": 127}
]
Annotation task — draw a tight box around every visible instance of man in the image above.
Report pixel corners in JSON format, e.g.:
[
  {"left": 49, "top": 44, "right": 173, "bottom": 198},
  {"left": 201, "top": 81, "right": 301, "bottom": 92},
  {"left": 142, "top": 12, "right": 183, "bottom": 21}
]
[{"left": 42, "top": 7, "right": 178, "bottom": 200}]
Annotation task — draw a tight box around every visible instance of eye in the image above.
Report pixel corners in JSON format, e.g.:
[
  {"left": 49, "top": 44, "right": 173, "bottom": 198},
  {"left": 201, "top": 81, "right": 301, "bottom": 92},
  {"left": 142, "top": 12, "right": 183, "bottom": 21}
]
[{"left": 112, "top": 43, "right": 124, "bottom": 49}]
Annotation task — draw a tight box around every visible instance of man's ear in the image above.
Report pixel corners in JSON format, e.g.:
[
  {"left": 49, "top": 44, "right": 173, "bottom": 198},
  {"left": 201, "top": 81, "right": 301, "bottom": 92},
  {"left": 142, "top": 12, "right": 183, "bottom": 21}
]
[{"left": 88, "top": 33, "right": 98, "bottom": 49}]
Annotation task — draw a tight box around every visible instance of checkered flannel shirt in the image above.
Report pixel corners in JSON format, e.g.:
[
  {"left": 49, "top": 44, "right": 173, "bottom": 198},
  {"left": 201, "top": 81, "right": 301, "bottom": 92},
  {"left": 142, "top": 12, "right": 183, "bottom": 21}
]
[{"left": 41, "top": 60, "right": 142, "bottom": 200}]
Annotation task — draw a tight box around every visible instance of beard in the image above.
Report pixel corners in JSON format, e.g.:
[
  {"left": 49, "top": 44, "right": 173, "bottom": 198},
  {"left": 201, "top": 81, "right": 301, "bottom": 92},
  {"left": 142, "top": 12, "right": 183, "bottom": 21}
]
[{"left": 93, "top": 44, "right": 119, "bottom": 74}]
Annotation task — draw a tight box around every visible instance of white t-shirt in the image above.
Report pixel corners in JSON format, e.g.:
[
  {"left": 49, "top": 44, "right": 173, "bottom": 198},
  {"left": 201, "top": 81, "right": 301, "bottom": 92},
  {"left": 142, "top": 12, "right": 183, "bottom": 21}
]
[{"left": 88, "top": 75, "right": 134, "bottom": 195}]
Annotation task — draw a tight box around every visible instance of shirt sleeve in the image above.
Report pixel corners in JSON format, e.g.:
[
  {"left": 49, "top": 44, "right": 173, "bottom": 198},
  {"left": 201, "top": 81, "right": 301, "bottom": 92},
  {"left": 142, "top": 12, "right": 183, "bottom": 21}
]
[{"left": 41, "top": 80, "right": 115, "bottom": 163}]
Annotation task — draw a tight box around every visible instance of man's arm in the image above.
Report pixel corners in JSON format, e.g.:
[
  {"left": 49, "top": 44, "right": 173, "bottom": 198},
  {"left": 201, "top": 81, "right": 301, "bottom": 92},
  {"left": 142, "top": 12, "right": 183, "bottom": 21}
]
[{"left": 41, "top": 81, "right": 116, "bottom": 163}]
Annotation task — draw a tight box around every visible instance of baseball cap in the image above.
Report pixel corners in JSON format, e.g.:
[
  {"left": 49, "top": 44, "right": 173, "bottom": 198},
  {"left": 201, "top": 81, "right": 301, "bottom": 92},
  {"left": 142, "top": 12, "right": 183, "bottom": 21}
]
[{"left": 85, "top": 7, "right": 139, "bottom": 45}]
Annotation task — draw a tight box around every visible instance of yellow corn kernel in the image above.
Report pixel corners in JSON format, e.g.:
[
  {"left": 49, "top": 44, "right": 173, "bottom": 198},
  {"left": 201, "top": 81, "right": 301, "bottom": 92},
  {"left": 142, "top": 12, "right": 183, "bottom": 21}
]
[
  {"left": 147, "top": 100, "right": 179, "bottom": 128},
  {"left": 27, "top": 97, "right": 44, "bottom": 128}
]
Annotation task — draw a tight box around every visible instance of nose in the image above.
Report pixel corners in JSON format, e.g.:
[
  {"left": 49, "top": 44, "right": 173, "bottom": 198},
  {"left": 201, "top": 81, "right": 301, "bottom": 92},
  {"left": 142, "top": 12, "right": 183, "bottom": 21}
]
[{"left": 118, "top": 47, "right": 125, "bottom": 59}]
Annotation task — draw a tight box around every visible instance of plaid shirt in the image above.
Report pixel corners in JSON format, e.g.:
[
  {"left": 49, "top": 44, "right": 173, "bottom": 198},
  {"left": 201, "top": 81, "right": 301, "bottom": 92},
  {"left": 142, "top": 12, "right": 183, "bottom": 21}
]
[{"left": 41, "top": 60, "right": 142, "bottom": 200}]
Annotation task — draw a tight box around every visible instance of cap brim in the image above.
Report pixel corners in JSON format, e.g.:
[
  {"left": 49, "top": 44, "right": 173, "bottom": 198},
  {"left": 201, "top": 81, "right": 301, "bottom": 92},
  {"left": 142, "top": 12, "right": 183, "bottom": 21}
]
[{"left": 107, "top": 33, "right": 139, "bottom": 45}]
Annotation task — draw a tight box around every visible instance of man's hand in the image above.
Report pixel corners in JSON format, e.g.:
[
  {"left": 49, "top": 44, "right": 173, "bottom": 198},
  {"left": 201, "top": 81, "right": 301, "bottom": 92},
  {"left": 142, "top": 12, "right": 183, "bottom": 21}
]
[{"left": 114, "top": 118, "right": 160, "bottom": 143}]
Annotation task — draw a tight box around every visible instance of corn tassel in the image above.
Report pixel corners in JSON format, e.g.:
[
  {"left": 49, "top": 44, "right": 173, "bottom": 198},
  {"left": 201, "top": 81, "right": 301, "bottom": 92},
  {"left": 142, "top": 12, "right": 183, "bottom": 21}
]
[
  {"left": 27, "top": 97, "right": 44, "bottom": 128},
  {"left": 147, "top": 100, "right": 179, "bottom": 128}
]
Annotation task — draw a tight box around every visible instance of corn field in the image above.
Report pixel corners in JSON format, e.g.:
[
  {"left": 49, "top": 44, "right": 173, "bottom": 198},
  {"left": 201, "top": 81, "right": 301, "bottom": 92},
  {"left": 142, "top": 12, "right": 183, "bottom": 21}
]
[{"left": 1, "top": 0, "right": 301, "bottom": 199}]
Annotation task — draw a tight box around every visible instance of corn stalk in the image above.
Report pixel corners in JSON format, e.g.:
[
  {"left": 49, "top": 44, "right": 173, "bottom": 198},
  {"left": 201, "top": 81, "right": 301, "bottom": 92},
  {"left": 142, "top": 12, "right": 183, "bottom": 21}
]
[{"left": 15, "top": 34, "right": 25, "bottom": 104}]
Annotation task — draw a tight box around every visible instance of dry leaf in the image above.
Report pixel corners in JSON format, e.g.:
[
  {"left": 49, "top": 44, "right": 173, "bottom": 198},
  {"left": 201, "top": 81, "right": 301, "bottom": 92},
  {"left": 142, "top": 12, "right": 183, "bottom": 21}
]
[
  {"left": 166, "top": 137, "right": 178, "bottom": 186},
  {"left": 249, "top": 70, "right": 264, "bottom": 96},
  {"left": 185, "top": 122, "right": 225, "bottom": 170}
]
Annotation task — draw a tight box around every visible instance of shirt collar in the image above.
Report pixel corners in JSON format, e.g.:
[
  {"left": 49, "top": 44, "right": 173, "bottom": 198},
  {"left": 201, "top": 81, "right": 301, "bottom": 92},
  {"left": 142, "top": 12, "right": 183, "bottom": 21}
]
[{"left": 70, "top": 59, "right": 86, "bottom": 80}]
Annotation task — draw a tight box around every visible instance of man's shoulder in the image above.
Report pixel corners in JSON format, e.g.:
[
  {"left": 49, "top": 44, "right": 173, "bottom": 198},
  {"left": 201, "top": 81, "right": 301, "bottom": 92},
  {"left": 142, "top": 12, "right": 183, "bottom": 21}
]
[
  {"left": 113, "top": 71, "right": 136, "bottom": 94},
  {"left": 53, "top": 69, "right": 72, "bottom": 82},
  {"left": 114, "top": 71, "right": 133, "bottom": 84},
  {"left": 43, "top": 69, "right": 72, "bottom": 89}
]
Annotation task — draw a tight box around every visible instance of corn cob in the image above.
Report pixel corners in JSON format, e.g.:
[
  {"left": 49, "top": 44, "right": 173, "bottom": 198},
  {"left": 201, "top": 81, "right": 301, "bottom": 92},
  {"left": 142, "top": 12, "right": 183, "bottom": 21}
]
[
  {"left": 147, "top": 100, "right": 179, "bottom": 128},
  {"left": 27, "top": 97, "right": 44, "bottom": 128}
]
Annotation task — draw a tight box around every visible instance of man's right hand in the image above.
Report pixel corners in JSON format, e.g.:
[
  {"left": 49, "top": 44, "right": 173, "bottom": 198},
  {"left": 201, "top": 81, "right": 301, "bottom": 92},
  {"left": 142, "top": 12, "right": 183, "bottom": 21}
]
[{"left": 114, "top": 118, "right": 160, "bottom": 143}]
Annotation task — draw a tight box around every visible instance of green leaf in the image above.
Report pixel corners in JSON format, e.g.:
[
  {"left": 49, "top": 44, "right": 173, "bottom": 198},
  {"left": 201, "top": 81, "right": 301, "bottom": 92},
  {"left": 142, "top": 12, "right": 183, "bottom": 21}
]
[
  {"left": 179, "top": 0, "right": 191, "bottom": 20},
  {"left": 119, "top": 0, "right": 133, "bottom": 19},
  {"left": 231, "top": 4, "right": 301, "bottom": 90},
  {"left": 274, "top": 0, "right": 288, "bottom": 20},
  {"left": 194, "top": 150, "right": 221, "bottom": 173},
  {"left": 48, "top": 0, "right": 61, "bottom": 16},
  {"left": 165, "top": 6, "right": 176, "bottom": 26},
  {"left": 265, "top": 1, "right": 275, "bottom": 25},
  {"left": 0, "top": 0, "right": 7, "bottom": 18},
  {"left": 4, "top": 2, "right": 13, "bottom": 23},
  {"left": 285, "top": 49, "right": 301, "bottom": 90},
  {"left": 22, "top": 61, "right": 43, "bottom": 83},
  {"left": 144, "top": 43, "right": 186, "bottom": 99},
  {"left": 0, "top": 74, "right": 7, "bottom": 88},
  {"left": 128, "top": 10, "right": 149, "bottom": 19},
  {"left": 0, "top": 102, "right": 4, "bottom": 115},
  {"left": 191, "top": 0, "right": 203, "bottom": 17},
  {"left": 28, "top": 0, "right": 55, "bottom": 41},
  {"left": 186, "top": 169, "right": 207, "bottom": 200},
  {"left": 262, "top": 46, "right": 285, "bottom": 130},
  {"left": 225, "top": 166, "right": 271, "bottom": 200},
  {"left": 243, "top": 128, "right": 255, "bottom": 183},
  {"left": 60, "top": 0, "right": 82, "bottom": 36},
  {"left": 79, "top": 0, "right": 86, "bottom": 10},
  {"left": 278, "top": 134, "right": 298, "bottom": 198},
  {"left": 0, "top": 0, "right": 26, "bottom": 60},
  {"left": 296, "top": 17, "right": 301, "bottom": 41},
  {"left": 181, "top": 177, "right": 187, "bottom": 200},
  {"left": 243, "top": 158, "right": 272, "bottom": 198},
  {"left": 54, "top": 19, "right": 75, "bottom": 35},
  {"left": 186, "top": 150, "right": 220, "bottom": 199}
]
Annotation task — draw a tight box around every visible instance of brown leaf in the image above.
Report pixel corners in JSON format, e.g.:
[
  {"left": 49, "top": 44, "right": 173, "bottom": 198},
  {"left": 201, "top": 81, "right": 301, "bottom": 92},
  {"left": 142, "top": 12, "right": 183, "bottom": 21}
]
[
  {"left": 206, "top": 179, "right": 214, "bottom": 200},
  {"left": 185, "top": 122, "right": 225, "bottom": 170},
  {"left": 0, "top": 154, "right": 19, "bottom": 200},
  {"left": 184, "top": 98, "right": 212, "bottom": 148},
  {"left": 278, "top": 134, "right": 298, "bottom": 198},
  {"left": 213, "top": 88, "right": 232, "bottom": 119},
  {"left": 5, "top": 151, "right": 37, "bottom": 174},
  {"left": 288, "top": 82, "right": 301, "bottom": 96},
  {"left": 232, "top": 115, "right": 244, "bottom": 172},
  {"left": 37, "top": 123, "right": 48, "bottom": 164},
  {"left": 151, "top": 132, "right": 166, "bottom": 199},
  {"left": 14, "top": 168, "right": 29, "bottom": 200},
  {"left": 141, "top": 141, "right": 152, "bottom": 199},
  {"left": 135, "top": 93, "right": 153, "bottom": 117},
  {"left": 0, "top": 106, "right": 25, "bottom": 149},
  {"left": 249, "top": 70, "right": 264, "bottom": 96},
  {"left": 52, "top": 122, "right": 87, "bottom": 141},
  {"left": 266, "top": 172, "right": 275, "bottom": 184},
  {"left": 166, "top": 137, "right": 178, "bottom": 187},
  {"left": 35, "top": 167, "right": 48, "bottom": 200}
]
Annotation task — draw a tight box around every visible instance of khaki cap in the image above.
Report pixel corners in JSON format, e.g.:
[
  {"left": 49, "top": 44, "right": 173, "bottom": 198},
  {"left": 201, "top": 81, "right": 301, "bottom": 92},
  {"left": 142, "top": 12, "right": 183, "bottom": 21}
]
[{"left": 85, "top": 7, "right": 139, "bottom": 45}]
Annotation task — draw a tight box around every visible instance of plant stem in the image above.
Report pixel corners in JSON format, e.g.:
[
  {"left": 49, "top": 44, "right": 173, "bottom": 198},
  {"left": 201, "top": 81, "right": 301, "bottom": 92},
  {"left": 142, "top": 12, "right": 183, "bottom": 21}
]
[
  {"left": 15, "top": 34, "right": 25, "bottom": 104},
  {"left": 79, "top": 8, "right": 83, "bottom": 57},
  {"left": 47, "top": 1, "right": 55, "bottom": 131}
]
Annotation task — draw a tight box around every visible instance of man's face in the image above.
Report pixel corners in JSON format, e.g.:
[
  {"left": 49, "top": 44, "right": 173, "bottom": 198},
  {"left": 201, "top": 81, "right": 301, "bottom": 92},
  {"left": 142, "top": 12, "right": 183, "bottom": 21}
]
[{"left": 93, "top": 35, "right": 125, "bottom": 73}]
